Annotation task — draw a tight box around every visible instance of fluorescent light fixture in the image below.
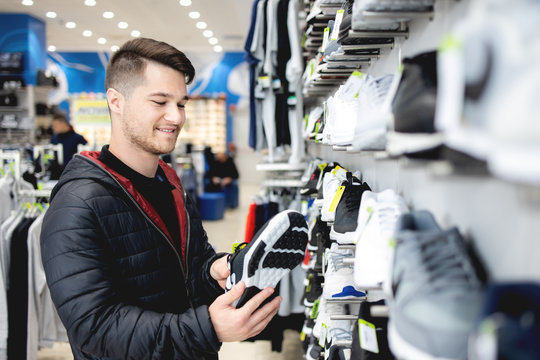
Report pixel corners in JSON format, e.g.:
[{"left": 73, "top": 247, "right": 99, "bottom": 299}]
[
  {"left": 208, "top": 37, "right": 218, "bottom": 45},
  {"left": 84, "top": 0, "right": 97, "bottom": 6},
  {"left": 130, "top": 30, "right": 141, "bottom": 37},
  {"left": 97, "top": 37, "right": 107, "bottom": 44},
  {"left": 65, "top": 22, "right": 76, "bottom": 29},
  {"left": 82, "top": 30, "right": 93, "bottom": 37},
  {"left": 188, "top": 11, "right": 200, "bottom": 19},
  {"left": 179, "top": 0, "right": 192, "bottom": 6},
  {"left": 102, "top": 11, "right": 114, "bottom": 19},
  {"left": 117, "top": 21, "right": 128, "bottom": 29},
  {"left": 46, "top": 11, "right": 57, "bottom": 18},
  {"left": 203, "top": 30, "right": 213, "bottom": 38},
  {"left": 213, "top": 45, "right": 223, "bottom": 53},
  {"left": 48, "top": 45, "right": 56, "bottom": 52},
  {"left": 111, "top": 45, "right": 120, "bottom": 52},
  {"left": 196, "top": 21, "right": 207, "bottom": 29},
  {"left": 21, "top": 0, "right": 33, "bottom": 6}
]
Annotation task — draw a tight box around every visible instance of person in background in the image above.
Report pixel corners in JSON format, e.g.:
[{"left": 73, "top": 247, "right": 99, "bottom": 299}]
[
  {"left": 50, "top": 112, "right": 88, "bottom": 166},
  {"left": 205, "top": 151, "right": 239, "bottom": 193},
  {"left": 40, "top": 38, "right": 280, "bottom": 360}
]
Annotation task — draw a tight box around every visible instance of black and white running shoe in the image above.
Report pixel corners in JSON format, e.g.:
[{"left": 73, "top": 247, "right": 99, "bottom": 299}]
[{"left": 226, "top": 210, "right": 309, "bottom": 308}]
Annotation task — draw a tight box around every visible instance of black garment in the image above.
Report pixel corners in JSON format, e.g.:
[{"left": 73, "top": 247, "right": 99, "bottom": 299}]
[
  {"left": 205, "top": 156, "right": 239, "bottom": 193},
  {"left": 7, "top": 217, "right": 36, "bottom": 360},
  {"left": 274, "top": 0, "right": 292, "bottom": 147},
  {"left": 98, "top": 146, "right": 181, "bottom": 250},
  {"left": 41, "top": 152, "right": 224, "bottom": 360},
  {"left": 51, "top": 129, "right": 88, "bottom": 165},
  {"left": 351, "top": 300, "right": 395, "bottom": 360}
]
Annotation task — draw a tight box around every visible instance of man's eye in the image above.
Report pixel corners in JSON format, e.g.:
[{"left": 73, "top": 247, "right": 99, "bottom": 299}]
[
  {"left": 152, "top": 101, "right": 165, "bottom": 105},
  {"left": 178, "top": 104, "right": 186, "bottom": 108}
]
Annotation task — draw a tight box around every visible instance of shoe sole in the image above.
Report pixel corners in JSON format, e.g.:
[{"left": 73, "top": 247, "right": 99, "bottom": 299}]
[{"left": 234, "top": 210, "right": 308, "bottom": 307}]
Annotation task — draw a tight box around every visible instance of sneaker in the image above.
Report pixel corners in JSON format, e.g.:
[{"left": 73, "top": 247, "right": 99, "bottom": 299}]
[
  {"left": 323, "top": 244, "right": 366, "bottom": 300},
  {"left": 320, "top": 168, "right": 350, "bottom": 222},
  {"left": 354, "top": 189, "right": 408, "bottom": 289},
  {"left": 387, "top": 211, "right": 484, "bottom": 360},
  {"left": 226, "top": 210, "right": 309, "bottom": 307},
  {"left": 469, "top": 282, "right": 540, "bottom": 360},
  {"left": 387, "top": 50, "right": 444, "bottom": 158},
  {"left": 303, "top": 268, "right": 324, "bottom": 307},
  {"left": 351, "top": 299, "right": 395, "bottom": 360},
  {"left": 330, "top": 175, "right": 371, "bottom": 244}
]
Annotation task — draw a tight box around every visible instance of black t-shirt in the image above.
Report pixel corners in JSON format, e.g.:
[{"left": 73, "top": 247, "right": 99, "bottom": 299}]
[{"left": 98, "top": 145, "right": 181, "bottom": 249}]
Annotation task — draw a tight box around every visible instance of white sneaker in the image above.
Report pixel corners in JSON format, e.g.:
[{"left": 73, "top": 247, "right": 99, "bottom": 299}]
[
  {"left": 320, "top": 168, "right": 348, "bottom": 222},
  {"left": 354, "top": 189, "right": 408, "bottom": 290}
]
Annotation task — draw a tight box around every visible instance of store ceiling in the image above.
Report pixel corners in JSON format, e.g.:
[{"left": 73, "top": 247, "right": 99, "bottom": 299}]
[{"left": 0, "top": 0, "right": 253, "bottom": 53}]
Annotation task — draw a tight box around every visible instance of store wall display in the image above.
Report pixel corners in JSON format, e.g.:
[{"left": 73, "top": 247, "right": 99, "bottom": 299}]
[
  {"left": 0, "top": 14, "right": 46, "bottom": 86},
  {"left": 247, "top": 0, "right": 540, "bottom": 359}
]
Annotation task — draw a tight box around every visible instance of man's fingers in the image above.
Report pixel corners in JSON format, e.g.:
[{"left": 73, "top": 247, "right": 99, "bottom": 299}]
[
  {"left": 239, "top": 287, "right": 275, "bottom": 314},
  {"left": 217, "top": 281, "right": 245, "bottom": 306},
  {"left": 246, "top": 297, "right": 281, "bottom": 338}
]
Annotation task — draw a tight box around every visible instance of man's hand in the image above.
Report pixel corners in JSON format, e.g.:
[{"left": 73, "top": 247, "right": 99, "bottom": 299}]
[
  {"left": 208, "top": 281, "right": 281, "bottom": 342},
  {"left": 210, "top": 255, "right": 229, "bottom": 289}
]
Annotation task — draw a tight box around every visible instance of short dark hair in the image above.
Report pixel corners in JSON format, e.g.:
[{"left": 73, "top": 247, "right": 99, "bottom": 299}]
[
  {"left": 52, "top": 112, "right": 68, "bottom": 123},
  {"left": 104, "top": 38, "right": 195, "bottom": 97}
]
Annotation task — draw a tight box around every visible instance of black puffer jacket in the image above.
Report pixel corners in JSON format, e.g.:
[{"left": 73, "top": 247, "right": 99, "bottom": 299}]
[{"left": 41, "top": 152, "right": 224, "bottom": 359}]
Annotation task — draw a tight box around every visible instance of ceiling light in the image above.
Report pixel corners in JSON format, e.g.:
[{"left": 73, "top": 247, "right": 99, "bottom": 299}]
[
  {"left": 188, "top": 11, "right": 200, "bottom": 19},
  {"left": 21, "top": 0, "right": 33, "bottom": 6},
  {"left": 84, "top": 0, "right": 96, "bottom": 6},
  {"left": 46, "top": 11, "right": 57, "bottom": 18},
  {"left": 48, "top": 45, "right": 56, "bottom": 52},
  {"left": 82, "top": 30, "right": 92, "bottom": 37},
  {"left": 65, "top": 22, "right": 76, "bottom": 29},
  {"left": 130, "top": 30, "right": 141, "bottom": 37},
  {"left": 203, "top": 30, "right": 213, "bottom": 38},
  {"left": 208, "top": 37, "right": 218, "bottom": 45},
  {"left": 111, "top": 45, "right": 120, "bottom": 52},
  {"left": 117, "top": 22, "right": 128, "bottom": 29},
  {"left": 97, "top": 37, "right": 107, "bottom": 45},
  {"left": 102, "top": 11, "right": 114, "bottom": 19},
  {"left": 179, "top": 0, "right": 192, "bottom": 6},
  {"left": 213, "top": 45, "right": 223, "bottom": 53},
  {"left": 196, "top": 21, "right": 207, "bottom": 29}
]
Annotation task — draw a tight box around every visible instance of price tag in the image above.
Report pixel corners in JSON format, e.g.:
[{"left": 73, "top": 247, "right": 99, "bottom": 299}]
[
  {"left": 331, "top": 10, "right": 344, "bottom": 41},
  {"left": 359, "top": 319, "right": 379, "bottom": 353},
  {"left": 321, "top": 27, "right": 330, "bottom": 53},
  {"left": 319, "top": 323, "right": 328, "bottom": 347}
]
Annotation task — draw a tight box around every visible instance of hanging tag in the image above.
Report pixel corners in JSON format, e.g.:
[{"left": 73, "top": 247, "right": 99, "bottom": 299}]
[
  {"left": 359, "top": 319, "right": 379, "bottom": 353},
  {"left": 331, "top": 10, "right": 344, "bottom": 41},
  {"left": 321, "top": 27, "right": 330, "bottom": 53},
  {"left": 328, "top": 185, "right": 346, "bottom": 212}
]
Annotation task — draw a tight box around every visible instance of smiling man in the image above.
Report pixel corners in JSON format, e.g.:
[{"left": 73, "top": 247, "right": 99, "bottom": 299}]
[{"left": 40, "top": 38, "right": 281, "bottom": 360}]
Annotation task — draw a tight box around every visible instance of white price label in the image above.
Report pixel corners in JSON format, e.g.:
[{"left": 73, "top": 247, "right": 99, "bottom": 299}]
[
  {"left": 321, "top": 27, "right": 330, "bottom": 53},
  {"left": 319, "top": 323, "right": 328, "bottom": 348},
  {"left": 359, "top": 319, "right": 379, "bottom": 353},
  {"left": 331, "top": 10, "right": 344, "bottom": 41}
]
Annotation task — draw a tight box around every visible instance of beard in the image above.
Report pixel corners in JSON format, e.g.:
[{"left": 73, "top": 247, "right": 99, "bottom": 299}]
[{"left": 121, "top": 117, "right": 179, "bottom": 155}]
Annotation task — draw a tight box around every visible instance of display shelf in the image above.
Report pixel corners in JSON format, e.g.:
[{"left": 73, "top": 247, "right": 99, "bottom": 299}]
[
  {"left": 348, "top": 29, "right": 409, "bottom": 39},
  {"left": 256, "top": 162, "right": 308, "bottom": 172},
  {"left": 361, "top": 9, "right": 434, "bottom": 21},
  {"left": 261, "top": 179, "right": 305, "bottom": 188}
]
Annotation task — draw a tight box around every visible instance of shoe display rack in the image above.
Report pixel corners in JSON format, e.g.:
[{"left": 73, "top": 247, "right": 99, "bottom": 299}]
[
  {"left": 179, "top": 95, "right": 227, "bottom": 154},
  {"left": 295, "top": 0, "right": 540, "bottom": 359}
]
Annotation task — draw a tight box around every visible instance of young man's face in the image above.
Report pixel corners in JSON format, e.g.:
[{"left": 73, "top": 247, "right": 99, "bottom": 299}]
[{"left": 119, "top": 61, "right": 188, "bottom": 155}]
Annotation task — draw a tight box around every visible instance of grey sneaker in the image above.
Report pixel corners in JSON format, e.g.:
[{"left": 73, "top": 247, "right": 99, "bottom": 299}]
[{"left": 388, "top": 210, "right": 484, "bottom": 360}]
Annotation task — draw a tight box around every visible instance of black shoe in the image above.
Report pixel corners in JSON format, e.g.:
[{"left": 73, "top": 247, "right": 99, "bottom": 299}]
[
  {"left": 301, "top": 166, "right": 323, "bottom": 196},
  {"left": 226, "top": 210, "right": 309, "bottom": 308},
  {"left": 303, "top": 269, "right": 324, "bottom": 307},
  {"left": 330, "top": 174, "right": 371, "bottom": 244}
]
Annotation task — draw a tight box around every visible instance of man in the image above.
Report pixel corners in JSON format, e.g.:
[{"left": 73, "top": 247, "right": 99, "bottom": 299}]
[
  {"left": 40, "top": 38, "right": 281, "bottom": 359},
  {"left": 205, "top": 151, "right": 239, "bottom": 193},
  {"left": 50, "top": 112, "right": 88, "bottom": 166}
]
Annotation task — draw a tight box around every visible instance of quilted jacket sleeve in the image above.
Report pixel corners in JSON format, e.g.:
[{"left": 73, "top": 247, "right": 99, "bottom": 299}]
[{"left": 41, "top": 185, "right": 221, "bottom": 360}]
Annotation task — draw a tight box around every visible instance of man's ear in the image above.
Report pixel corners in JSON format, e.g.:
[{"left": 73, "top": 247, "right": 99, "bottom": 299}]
[{"left": 106, "top": 88, "right": 123, "bottom": 115}]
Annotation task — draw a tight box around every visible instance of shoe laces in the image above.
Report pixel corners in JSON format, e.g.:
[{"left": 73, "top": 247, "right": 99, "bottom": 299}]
[{"left": 419, "top": 230, "right": 480, "bottom": 289}]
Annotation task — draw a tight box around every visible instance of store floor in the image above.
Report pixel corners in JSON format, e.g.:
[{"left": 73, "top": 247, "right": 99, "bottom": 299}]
[{"left": 37, "top": 183, "right": 304, "bottom": 360}]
